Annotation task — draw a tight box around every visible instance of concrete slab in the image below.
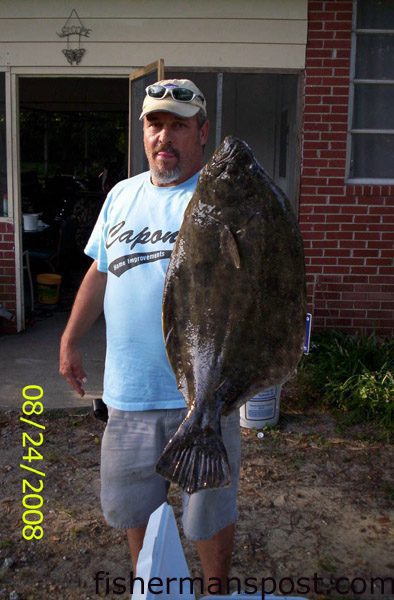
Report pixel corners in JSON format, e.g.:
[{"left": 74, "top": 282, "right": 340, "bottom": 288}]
[{"left": 0, "top": 311, "right": 105, "bottom": 409}]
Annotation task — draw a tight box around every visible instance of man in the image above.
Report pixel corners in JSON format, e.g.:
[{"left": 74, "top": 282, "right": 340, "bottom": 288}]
[{"left": 59, "top": 79, "right": 241, "bottom": 593}]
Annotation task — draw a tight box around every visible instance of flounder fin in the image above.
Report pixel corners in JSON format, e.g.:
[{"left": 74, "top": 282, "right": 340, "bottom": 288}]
[
  {"left": 156, "top": 421, "right": 231, "bottom": 494},
  {"left": 164, "top": 326, "right": 173, "bottom": 347},
  {"left": 220, "top": 225, "right": 241, "bottom": 269}
]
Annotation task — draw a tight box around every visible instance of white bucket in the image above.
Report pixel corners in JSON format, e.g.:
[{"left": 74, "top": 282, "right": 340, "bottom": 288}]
[
  {"left": 23, "top": 213, "right": 40, "bottom": 231},
  {"left": 240, "top": 385, "right": 282, "bottom": 429}
]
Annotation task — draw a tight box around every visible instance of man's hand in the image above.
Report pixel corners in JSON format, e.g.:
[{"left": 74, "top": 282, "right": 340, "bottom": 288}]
[
  {"left": 59, "top": 340, "right": 87, "bottom": 397},
  {"left": 58, "top": 261, "right": 107, "bottom": 398}
]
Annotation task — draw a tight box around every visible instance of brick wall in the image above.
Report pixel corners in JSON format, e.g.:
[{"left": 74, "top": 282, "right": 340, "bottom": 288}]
[
  {"left": 300, "top": 0, "right": 394, "bottom": 336},
  {"left": 0, "top": 221, "right": 17, "bottom": 333}
]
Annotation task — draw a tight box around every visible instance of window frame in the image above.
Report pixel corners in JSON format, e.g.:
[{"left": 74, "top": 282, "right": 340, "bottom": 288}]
[{"left": 346, "top": 0, "right": 394, "bottom": 184}]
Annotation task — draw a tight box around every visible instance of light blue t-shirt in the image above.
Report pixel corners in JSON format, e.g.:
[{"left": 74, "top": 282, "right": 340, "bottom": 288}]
[{"left": 85, "top": 170, "right": 199, "bottom": 411}]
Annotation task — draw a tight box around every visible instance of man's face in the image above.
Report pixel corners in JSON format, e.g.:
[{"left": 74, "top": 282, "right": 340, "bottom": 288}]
[{"left": 143, "top": 112, "right": 209, "bottom": 187}]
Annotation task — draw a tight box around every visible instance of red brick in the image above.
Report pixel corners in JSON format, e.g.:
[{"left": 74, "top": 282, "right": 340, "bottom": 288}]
[
  {"left": 324, "top": 38, "right": 351, "bottom": 50},
  {"left": 321, "top": 95, "right": 348, "bottom": 105},
  {"left": 325, "top": 113, "right": 348, "bottom": 123},
  {"left": 320, "top": 150, "right": 347, "bottom": 159},
  {"left": 340, "top": 309, "right": 367, "bottom": 318},
  {"left": 335, "top": 11, "right": 353, "bottom": 21},
  {"left": 307, "top": 67, "right": 333, "bottom": 77},
  {"left": 329, "top": 125, "right": 348, "bottom": 135},
  {"left": 344, "top": 257, "right": 365, "bottom": 267},
  {"left": 303, "top": 105, "right": 331, "bottom": 115},
  {"left": 318, "top": 168, "right": 345, "bottom": 177},
  {"left": 368, "top": 243, "right": 393, "bottom": 251},
  {"left": 301, "top": 195, "right": 326, "bottom": 205},
  {"left": 310, "top": 205, "right": 339, "bottom": 213},
  {"left": 317, "top": 187, "right": 345, "bottom": 195},
  {"left": 311, "top": 224, "right": 338, "bottom": 231},
  {"left": 324, "top": 21, "right": 352, "bottom": 31},
  {"left": 366, "top": 258, "right": 392, "bottom": 266},
  {"left": 312, "top": 240, "right": 339, "bottom": 248},
  {"left": 340, "top": 207, "right": 370, "bottom": 216},
  {"left": 327, "top": 231, "right": 352, "bottom": 239},
  {"left": 307, "top": 49, "right": 333, "bottom": 59},
  {"left": 379, "top": 267, "right": 394, "bottom": 275},
  {"left": 301, "top": 231, "right": 327, "bottom": 240},
  {"left": 334, "top": 67, "right": 350, "bottom": 76},
  {"left": 341, "top": 223, "right": 374, "bottom": 234},
  {"left": 307, "top": 39, "right": 325, "bottom": 49},
  {"left": 325, "top": 248, "right": 351, "bottom": 257},
  {"left": 338, "top": 243, "right": 367, "bottom": 252},
  {"left": 351, "top": 267, "right": 380, "bottom": 275},
  {"left": 306, "top": 59, "right": 324, "bottom": 67},
  {"left": 308, "top": 21, "right": 324, "bottom": 31},
  {"left": 352, "top": 249, "right": 378, "bottom": 257},
  {"left": 317, "top": 257, "right": 338, "bottom": 265},
  {"left": 326, "top": 214, "right": 353, "bottom": 223},
  {"left": 305, "top": 248, "right": 325, "bottom": 257},
  {"left": 308, "top": 11, "right": 333, "bottom": 22},
  {"left": 369, "top": 275, "right": 394, "bottom": 284},
  {"left": 324, "top": 1, "right": 353, "bottom": 11},
  {"left": 370, "top": 206, "right": 394, "bottom": 215},
  {"left": 365, "top": 223, "right": 391, "bottom": 231},
  {"left": 302, "top": 216, "right": 328, "bottom": 225},
  {"left": 324, "top": 317, "right": 353, "bottom": 326},
  {"left": 322, "top": 266, "right": 350, "bottom": 274},
  {"left": 381, "top": 249, "right": 394, "bottom": 258},
  {"left": 381, "top": 302, "right": 394, "bottom": 310},
  {"left": 308, "top": 265, "right": 324, "bottom": 273},
  {"left": 343, "top": 275, "right": 369, "bottom": 283},
  {"left": 306, "top": 85, "right": 333, "bottom": 95}
]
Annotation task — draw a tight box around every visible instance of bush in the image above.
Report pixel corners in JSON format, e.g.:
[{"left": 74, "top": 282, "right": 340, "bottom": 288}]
[{"left": 298, "top": 330, "right": 394, "bottom": 429}]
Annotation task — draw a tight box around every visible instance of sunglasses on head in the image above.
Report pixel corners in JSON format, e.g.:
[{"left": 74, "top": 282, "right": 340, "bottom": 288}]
[{"left": 146, "top": 84, "right": 205, "bottom": 104}]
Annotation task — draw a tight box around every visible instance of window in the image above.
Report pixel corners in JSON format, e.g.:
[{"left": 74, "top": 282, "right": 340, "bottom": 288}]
[{"left": 348, "top": 0, "right": 394, "bottom": 181}]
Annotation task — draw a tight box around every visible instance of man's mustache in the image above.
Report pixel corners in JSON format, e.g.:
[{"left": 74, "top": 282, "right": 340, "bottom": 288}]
[{"left": 154, "top": 144, "right": 180, "bottom": 159}]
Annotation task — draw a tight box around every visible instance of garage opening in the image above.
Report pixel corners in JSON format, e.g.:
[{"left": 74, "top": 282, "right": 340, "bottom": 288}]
[
  {"left": 19, "top": 77, "right": 129, "bottom": 318},
  {"left": 18, "top": 72, "right": 300, "bottom": 324}
]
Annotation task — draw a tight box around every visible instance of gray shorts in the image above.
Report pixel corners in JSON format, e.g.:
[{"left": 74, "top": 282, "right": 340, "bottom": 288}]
[{"left": 100, "top": 406, "right": 241, "bottom": 541}]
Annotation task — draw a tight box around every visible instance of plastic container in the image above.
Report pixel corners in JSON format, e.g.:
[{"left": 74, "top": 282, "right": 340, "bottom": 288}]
[
  {"left": 240, "top": 385, "right": 282, "bottom": 429},
  {"left": 135, "top": 502, "right": 307, "bottom": 600},
  {"left": 23, "top": 213, "right": 40, "bottom": 231},
  {"left": 36, "top": 273, "right": 62, "bottom": 305}
]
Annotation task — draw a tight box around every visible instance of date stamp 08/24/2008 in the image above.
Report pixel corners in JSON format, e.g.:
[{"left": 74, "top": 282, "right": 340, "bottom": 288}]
[{"left": 19, "top": 385, "right": 46, "bottom": 541}]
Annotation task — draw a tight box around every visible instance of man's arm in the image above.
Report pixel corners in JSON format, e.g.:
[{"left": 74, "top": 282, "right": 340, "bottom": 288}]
[{"left": 59, "top": 260, "right": 107, "bottom": 396}]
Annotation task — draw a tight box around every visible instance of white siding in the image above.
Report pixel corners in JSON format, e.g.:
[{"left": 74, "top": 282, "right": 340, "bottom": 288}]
[{"left": 0, "top": 0, "right": 307, "bottom": 70}]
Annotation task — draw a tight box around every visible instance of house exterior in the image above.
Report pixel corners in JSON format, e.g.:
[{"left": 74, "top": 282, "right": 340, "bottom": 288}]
[
  {"left": 0, "top": 0, "right": 393, "bottom": 336},
  {"left": 301, "top": 0, "right": 394, "bottom": 336}
]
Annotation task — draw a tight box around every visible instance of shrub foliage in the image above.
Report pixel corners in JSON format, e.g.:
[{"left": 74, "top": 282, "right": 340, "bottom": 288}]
[{"left": 298, "top": 330, "right": 393, "bottom": 428}]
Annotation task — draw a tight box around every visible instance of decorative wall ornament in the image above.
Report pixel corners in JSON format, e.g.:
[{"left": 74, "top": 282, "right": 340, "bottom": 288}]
[{"left": 57, "top": 9, "right": 91, "bottom": 65}]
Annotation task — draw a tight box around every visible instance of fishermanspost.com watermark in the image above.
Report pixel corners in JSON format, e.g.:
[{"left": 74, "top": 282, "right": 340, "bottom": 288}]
[{"left": 94, "top": 571, "right": 394, "bottom": 597}]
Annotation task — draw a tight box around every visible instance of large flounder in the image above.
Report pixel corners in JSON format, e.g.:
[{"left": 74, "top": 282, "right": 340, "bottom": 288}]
[{"left": 156, "top": 136, "right": 306, "bottom": 494}]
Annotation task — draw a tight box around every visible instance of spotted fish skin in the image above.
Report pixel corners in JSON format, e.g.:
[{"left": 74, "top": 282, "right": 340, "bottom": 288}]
[{"left": 156, "top": 136, "right": 306, "bottom": 494}]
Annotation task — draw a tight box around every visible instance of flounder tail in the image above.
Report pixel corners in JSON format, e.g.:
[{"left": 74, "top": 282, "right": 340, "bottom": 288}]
[{"left": 156, "top": 422, "right": 231, "bottom": 494}]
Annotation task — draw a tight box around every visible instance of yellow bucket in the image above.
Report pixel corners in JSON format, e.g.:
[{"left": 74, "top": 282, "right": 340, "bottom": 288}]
[{"left": 36, "top": 273, "right": 62, "bottom": 305}]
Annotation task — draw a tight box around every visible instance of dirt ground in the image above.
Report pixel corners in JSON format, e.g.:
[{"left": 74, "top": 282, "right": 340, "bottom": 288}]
[{"left": 1, "top": 398, "right": 393, "bottom": 600}]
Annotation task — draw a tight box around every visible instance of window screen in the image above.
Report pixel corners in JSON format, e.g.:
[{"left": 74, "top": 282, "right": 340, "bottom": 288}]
[{"left": 348, "top": 0, "right": 394, "bottom": 180}]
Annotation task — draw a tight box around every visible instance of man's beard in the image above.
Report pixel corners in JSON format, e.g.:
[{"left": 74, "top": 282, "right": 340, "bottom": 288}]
[
  {"left": 150, "top": 144, "right": 181, "bottom": 184},
  {"left": 150, "top": 165, "right": 182, "bottom": 185}
]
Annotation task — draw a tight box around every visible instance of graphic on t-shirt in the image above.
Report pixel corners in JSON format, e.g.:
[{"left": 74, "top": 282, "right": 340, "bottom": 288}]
[
  {"left": 106, "top": 221, "right": 178, "bottom": 277},
  {"left": 108, "top": 250, "right": 172, "bottom": 276},
  {"left": 106, "top": 221, "right": 178, "bottom": 250}
]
